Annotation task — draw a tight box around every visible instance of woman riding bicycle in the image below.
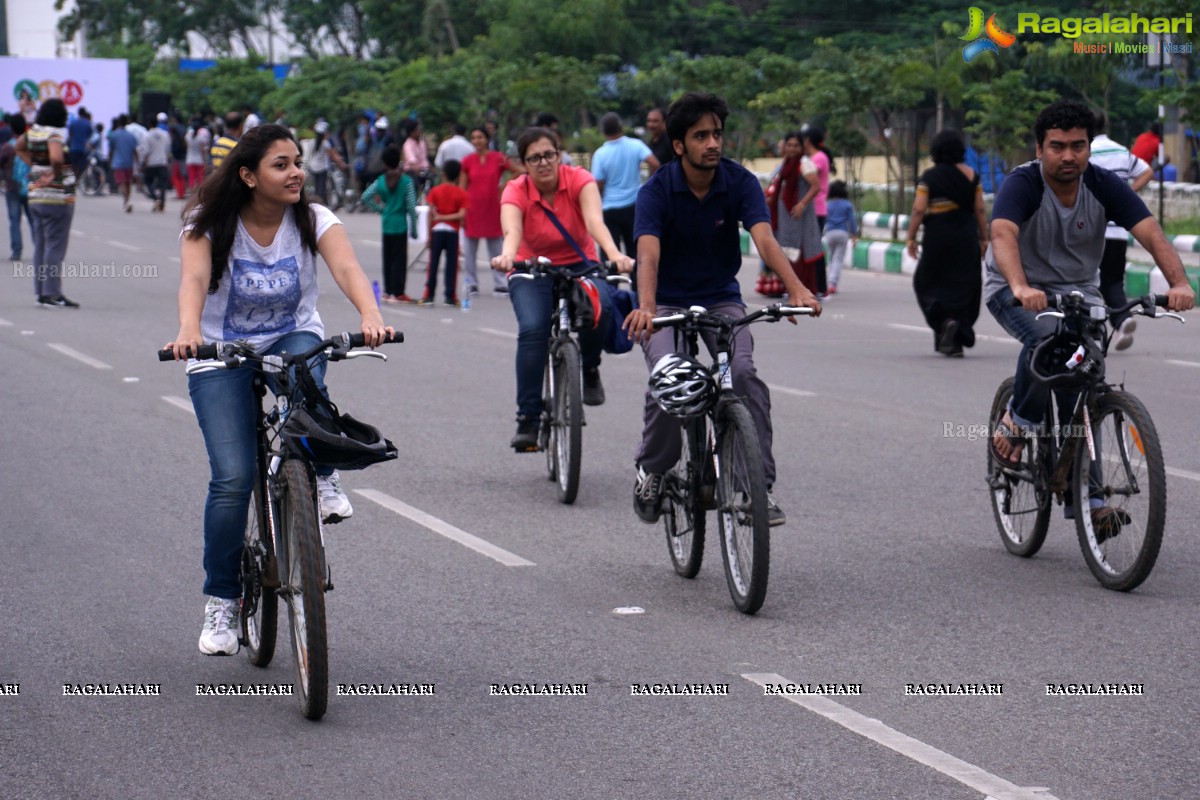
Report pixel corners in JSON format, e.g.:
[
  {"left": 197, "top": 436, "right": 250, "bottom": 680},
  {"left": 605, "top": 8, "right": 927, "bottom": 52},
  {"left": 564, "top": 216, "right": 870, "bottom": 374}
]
[
  {"left": 164, "top": 123, "right": 391, "bottom": 656},
  {"left": 491, "top": 126, "right": 633, "bottom": 451}
]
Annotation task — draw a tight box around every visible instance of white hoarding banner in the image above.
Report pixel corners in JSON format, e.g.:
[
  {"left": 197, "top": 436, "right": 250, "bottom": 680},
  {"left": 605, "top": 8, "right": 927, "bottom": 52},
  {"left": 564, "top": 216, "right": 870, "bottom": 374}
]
[{"left": 1, "top": 57, "right": 129, "bottom": 130}]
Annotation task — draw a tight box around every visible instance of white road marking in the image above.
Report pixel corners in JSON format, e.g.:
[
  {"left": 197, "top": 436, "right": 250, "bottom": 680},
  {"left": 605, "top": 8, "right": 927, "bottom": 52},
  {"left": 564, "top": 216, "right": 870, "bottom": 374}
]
[
  {"left": 479, "top": 327, "right": 517, "bottom": 340},
  {"left": 161, "top": 395, "right": 195, "bottom": 415},
  {"left": 122, "top": 377, "right": 140, "bottom": 383},
  {"left": 105, "top": 240, "right": 140, "bottom": 252},
  {"left": 886, "top": 323, "right": 1018, "bottom": 346},
  {"left": 47, "top": 343, "right": 112, "bottom": 370},
  {"left": 354, "top": 489, "right": 535, "bottom": 567},
  {"left": 361, "top": 238, "right": 381, "bottom": 246},
  {"left": 742, "top": 673, "right": 1059, "bottom": 800},
  {"left": 380, "top": 305, "right": 415, "bottom": 317},
  {"left": 0, "top": 317, "right": 12, "bottom": 326},
  {"left": 1166, "top": 359, "right": 1200, "bottom": 369},
  {"left": 769, "top": 384, "right": 817, "bottom": 398}
]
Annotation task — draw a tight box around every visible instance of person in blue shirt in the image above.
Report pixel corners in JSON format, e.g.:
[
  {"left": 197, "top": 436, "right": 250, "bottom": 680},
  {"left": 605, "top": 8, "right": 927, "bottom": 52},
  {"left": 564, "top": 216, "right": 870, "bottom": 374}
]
[
  {"left": 107, "top": 115, "right": 139, "bottom": 212},
  {"left": 822, "top": 180, "right": 858, "bottom": 294},
  {"left": 67, "top": 108, "right": 93, "bottom": 180},
  {"left": 591, "top": 112, "right": 659, "bottom": 254},
  {"left": 624, "top": 92, "right": 822, "bottom": 528}
]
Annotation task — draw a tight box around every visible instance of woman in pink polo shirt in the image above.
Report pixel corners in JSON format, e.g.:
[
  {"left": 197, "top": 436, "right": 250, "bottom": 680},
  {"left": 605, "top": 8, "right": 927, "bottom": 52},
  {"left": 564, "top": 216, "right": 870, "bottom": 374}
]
[{"left": 491, "top": 127, "right": 633, "bottom": 452}]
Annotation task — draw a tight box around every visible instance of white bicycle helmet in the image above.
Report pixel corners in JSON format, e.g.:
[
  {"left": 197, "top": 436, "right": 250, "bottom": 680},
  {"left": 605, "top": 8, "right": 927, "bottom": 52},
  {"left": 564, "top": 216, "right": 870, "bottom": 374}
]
[{"left": 649, "top": 353, "right": 718, "bottom": 418}]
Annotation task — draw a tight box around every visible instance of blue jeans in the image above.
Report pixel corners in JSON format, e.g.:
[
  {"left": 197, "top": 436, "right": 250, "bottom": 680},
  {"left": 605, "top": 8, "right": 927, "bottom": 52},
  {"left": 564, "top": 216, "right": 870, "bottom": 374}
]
[
  {"left": 509, "top": 267, "right": 614, "bottom": 419},
  {"left": 188, "top": 331, "right": 333, "bottom": 599},
  {"left": 6, "top": 190, "right": 35, "bottom": 259},
  {"left": 987, "top": 287, "right": 1103, "bottom": 512}
]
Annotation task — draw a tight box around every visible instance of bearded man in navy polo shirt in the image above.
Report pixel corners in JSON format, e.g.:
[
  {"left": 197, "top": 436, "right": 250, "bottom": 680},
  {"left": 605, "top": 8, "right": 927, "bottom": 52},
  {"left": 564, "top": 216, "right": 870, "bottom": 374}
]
[{"left": 624, "top": 92, "right": 822, "bottom": 527}]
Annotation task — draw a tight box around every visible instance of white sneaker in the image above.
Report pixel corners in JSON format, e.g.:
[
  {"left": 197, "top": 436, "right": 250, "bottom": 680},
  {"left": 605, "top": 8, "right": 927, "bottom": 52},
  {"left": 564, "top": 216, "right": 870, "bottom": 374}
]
[
  {"left": 1113, "top": 317, "right": 1136, "bottom": 351},
  {"left": 317, "top": 470, "right": 353, "bottom": 523},
  {"left": 198, "top": 596, "right": 240, "bottom": 655}
]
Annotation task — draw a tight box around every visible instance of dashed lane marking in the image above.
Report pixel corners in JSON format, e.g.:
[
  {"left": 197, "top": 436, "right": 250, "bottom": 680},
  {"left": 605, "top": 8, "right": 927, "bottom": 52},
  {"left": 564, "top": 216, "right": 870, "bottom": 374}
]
[
  {"left": 0, "top": 317, "right": 12, "bottom": 327},
  {"left": 47, "top": 343, "right": 112, "bottom": 370},
  {"left": 161, "top": 395, "right": 195, "bottom": 415},
  {"left": 1166, "top": 359, "right": 1200, "bottom": 369},
  {"left": 479, "top": 327, "right": 517, "bottom": 340},
  {"left": 105, "top": 240, "right": 140, "bottom": 252},
  {"left": 742, "top": 673, "right": 1059, "bottom": 800},
  {"left": 769, "top": 384, "right": 817, "bottom": 398},
  {"left": 354, "top": 489, "right": 535, "bottom": 567}
]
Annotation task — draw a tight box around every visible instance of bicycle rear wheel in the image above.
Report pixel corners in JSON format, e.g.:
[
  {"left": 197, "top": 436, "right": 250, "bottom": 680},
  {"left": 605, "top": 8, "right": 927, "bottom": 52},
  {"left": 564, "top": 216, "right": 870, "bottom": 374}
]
[
  {"left": 664, "top": 416, "right": 709, "bottom": 579},
  {"left": 241, "top": 478, "right": 278, "bottom": 667},
  {"left": 987, "top": 377, "right": 1052, "bottom": 557},
  {"left": 715, "top": 401, "right": 770, "bottom": 614},
  {"left": 279, "top": 458, "right": 329, "bottom": 720},
  {"left": 548, "top": 340, "right": 582, "bottom": 504},
  {"left": 1073, "top": 391, "right": 1165, "bottom": 591},
  {"left": 80, "top": 165, "right": 104, "bottom": 196}
]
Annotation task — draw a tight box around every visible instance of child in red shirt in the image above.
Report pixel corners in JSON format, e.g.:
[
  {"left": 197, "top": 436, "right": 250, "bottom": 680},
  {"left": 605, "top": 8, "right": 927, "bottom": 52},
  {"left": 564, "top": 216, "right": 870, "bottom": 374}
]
[{"left": 420, "top": 159, "right": 470, "bottom": 305}]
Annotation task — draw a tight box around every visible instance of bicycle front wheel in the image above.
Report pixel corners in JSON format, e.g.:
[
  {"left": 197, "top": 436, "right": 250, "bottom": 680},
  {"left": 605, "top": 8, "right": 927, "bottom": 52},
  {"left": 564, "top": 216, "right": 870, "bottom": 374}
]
[
  {"left": 549, "top": 340, "right": 582, "bottom": 504},
  {"left": 987, "top": 377, "right": 1052, "bottom": 557},
  {"left": 1073, "top": 391, "right": 1165, "bottom": 591},
  {"left": 715, "top": 401, "right": 770, "bottom": 614},
  {"left": 279, "top": 459, "right": 329, "bottom": 720},
  {"left": 241, "top": 479, "right": 278, "bottom": 667},
  {"left": 664, "top": 416, "right": 709, "bottom": 579}
]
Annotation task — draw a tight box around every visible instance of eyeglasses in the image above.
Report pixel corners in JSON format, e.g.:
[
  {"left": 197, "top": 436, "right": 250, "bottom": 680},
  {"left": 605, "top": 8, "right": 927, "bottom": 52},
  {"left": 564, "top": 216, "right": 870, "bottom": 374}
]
[{"left": 524, "top": 150, "right": 559, "bottom": 166}]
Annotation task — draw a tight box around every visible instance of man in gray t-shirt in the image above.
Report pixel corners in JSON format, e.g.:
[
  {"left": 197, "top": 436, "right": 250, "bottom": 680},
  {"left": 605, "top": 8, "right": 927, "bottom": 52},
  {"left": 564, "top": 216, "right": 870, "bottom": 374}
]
[{"left": 985, "top": 99, "right": 1193, "bottom": 469}]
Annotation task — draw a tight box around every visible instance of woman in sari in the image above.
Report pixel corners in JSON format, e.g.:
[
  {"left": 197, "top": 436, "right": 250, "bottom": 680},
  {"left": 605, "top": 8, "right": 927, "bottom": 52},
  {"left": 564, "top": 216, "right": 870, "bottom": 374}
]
[
  {"left": 905, "top": 129, "right": 989, "bottom": 357},
  {"left": 767, "top": 131, "right": 823, "bottom": 295}
]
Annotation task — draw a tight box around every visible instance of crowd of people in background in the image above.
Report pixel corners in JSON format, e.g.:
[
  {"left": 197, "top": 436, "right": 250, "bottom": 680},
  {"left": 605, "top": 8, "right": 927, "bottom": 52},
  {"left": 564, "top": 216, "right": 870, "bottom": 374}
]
[{"left": 2, "top": 91, "right": 1172, "bottom": 359}]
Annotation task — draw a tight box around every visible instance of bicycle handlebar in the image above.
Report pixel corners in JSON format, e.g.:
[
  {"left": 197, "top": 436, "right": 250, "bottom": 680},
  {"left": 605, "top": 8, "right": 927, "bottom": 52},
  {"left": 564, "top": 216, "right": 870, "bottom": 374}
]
[
  {"left": 508, "top": 257, "right": 632, "bottom": 282},
  {"left": 157, "top": 330, "right": 404, "bottom": 362},
  {"left": 1010, "top": 292, "right": 1171, "bottom": 316},
  {"left": 651, "top": 303, "right": 814, "bottom": 330}
]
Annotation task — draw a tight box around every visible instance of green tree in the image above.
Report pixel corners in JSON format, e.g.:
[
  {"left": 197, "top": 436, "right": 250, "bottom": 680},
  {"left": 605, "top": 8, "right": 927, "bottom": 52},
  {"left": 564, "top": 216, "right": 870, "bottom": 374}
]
[{"left": 964, "top": 69, "right": 1056, "bottom": 179}]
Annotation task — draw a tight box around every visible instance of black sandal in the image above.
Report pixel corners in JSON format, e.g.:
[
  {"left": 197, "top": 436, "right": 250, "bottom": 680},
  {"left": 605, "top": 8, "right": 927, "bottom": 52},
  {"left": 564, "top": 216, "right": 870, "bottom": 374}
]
[{"left": 990, "top": 418, "right": 1026, "bottom": 466}]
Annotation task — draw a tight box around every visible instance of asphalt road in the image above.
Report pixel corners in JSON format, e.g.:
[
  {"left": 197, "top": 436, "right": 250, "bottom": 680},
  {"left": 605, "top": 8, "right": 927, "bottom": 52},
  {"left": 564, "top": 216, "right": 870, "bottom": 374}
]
[{"left": 2, "top": 194, "right": 1199, "bottom": 800}]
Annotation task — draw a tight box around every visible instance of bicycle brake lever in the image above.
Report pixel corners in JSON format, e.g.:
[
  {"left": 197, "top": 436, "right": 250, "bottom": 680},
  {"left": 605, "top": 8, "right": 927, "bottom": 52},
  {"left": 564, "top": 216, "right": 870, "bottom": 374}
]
[
  {"left": 1035, "top": 311, "right": 1066, "bottom": 321},
  {"left": 1154, "top": 311, "right": 1186, "bottom": 323},
  {"left": 343, "top": 350, "right": 388, "bottom": 361}
]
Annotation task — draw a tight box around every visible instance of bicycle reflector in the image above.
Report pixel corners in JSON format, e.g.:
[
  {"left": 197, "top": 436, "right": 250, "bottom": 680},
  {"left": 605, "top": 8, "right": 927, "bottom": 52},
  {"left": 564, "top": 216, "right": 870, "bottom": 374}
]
[
  {"left": 1029, "top": 331, "right": 1105, "bottom": 390},
  {"left": 649, "top": 353, "right": 718, "bottom": 418},
  {"left": 571, "top": 277, "right": 603, "bottom": 330},
  {"left": 280, "top": 406, "right": 398, "bottom": 470}
]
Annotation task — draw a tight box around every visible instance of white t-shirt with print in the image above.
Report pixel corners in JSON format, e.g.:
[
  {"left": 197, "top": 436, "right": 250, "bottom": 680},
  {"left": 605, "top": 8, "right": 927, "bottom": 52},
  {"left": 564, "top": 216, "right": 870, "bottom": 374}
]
[{"left": 189, "top": 203, "right": 340, "bottom": 351}]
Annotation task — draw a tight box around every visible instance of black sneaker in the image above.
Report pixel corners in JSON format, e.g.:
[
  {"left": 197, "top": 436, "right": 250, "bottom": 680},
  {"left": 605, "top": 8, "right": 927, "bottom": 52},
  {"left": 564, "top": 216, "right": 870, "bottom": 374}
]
[
  {"left": 633, "top": 466, "right": 664, "bottom": 523},
  {"left": 510, "top": 416, "right": 540, "bottom": 452},
  {"left": 38, "top": 295, "right": 80, "bottom": 309},
  {"left": 583, "top": 367, "right": 605, "bottom": 406},
  {"left": 766, "top": 493, "right": 786, "bottom": 527},
  {"left": 1092, "top": 506, "right": 1131, "bottom": 544}
]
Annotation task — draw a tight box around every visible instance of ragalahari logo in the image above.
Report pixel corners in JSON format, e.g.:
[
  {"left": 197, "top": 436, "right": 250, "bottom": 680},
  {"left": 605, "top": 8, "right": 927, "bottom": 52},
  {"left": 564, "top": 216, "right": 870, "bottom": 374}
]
[{"left": 960, "top": 7, "right": 1016, "bottom": 62}]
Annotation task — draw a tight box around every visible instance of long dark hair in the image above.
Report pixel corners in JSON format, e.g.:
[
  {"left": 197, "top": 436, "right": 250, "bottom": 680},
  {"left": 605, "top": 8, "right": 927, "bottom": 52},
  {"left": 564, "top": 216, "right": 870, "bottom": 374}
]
[{"left": 182, "top": 124, "right": 318, "bottom": 295}]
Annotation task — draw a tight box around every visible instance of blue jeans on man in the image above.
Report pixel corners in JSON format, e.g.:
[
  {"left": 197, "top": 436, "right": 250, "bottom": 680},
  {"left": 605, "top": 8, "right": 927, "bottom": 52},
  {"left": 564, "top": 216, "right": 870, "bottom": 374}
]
[
  {"left": 986, "top": 285, "right": 1104, "bottom": 513},
  {"left": 509, "top": 267, "right": 614, "bottom": 419},
  {"left": 5, "top": 190, "right": 36, "bottom": 260},
  {"left": 188, "top": 330, "right": 335, "bottom": 599}
]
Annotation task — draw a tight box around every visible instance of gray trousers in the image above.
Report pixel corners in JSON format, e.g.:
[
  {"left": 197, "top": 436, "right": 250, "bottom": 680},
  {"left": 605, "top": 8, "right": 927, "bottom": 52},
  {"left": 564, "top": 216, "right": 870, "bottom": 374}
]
[
  {"left": 636, "top": 302, "right": 776, "bottom": 485},
  {"left": 462, "top": 235, "right": 505, "bottom": 291},
  {"left": 30, "top": 202, "right": 74, "bottom": 298}
]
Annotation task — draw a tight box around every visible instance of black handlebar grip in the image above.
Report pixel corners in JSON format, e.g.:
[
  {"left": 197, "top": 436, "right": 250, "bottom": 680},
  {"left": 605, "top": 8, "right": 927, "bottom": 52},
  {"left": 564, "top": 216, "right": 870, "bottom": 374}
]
[
  {"left": 158, "top": 343, "right": 219, "bottom": 361},
  {"left": 347, "top": 331, "right": 404, "bottom": 347}
]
